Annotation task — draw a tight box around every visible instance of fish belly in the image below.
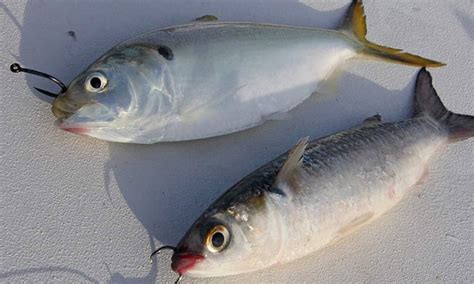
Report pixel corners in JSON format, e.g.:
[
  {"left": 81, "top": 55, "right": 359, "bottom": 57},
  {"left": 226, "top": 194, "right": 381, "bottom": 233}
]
[
  {"left": 131, "top": 24, "right": 356, "bottom": 141},
  {"left": 274, "top": 118, "right": 447, "bottom": 263}
]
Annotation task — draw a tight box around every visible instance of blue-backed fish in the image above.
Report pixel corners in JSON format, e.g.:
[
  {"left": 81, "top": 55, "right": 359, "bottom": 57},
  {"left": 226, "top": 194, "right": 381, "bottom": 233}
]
[
  {"left": 49, "top": 1, "right": 444, "bottom": 143},
  {"left": 167, "top": 69, "right": 472, "bottom": 279}
]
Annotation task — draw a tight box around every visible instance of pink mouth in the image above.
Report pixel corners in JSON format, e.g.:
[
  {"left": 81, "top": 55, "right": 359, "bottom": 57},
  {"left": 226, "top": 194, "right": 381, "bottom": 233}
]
[
  {"left": 171, "top": 253, "right": 204, "bottom": 274},
  {"left": 61, "top": 127, "right": 89, "bottom": 135}
]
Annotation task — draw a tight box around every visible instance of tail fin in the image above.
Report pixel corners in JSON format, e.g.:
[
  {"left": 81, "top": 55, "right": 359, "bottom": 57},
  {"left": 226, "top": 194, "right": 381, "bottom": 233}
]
[
  {"left": 341, "top": 0, "right": 445, "bottom": 67},
  {"left": 415, "top": 68, "right": 474, "bottom": 141}
]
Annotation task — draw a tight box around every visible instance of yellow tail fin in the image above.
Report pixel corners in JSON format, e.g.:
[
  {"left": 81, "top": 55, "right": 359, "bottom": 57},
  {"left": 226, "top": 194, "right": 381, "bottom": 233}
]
[{"left": 341, "top": 0, "right": 445, "bottom": 67}]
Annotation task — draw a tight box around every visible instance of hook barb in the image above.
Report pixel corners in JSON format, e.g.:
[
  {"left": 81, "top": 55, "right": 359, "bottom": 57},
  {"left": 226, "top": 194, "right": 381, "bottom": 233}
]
[
  {"left": 34, "top": 87, "right": 60, "bottom": 98},
  {"left": 149, "top": 245, "right": 176, "bottom": 263},
  {"left": 10, "top": 63, "right": 67, "bottom": 98}
]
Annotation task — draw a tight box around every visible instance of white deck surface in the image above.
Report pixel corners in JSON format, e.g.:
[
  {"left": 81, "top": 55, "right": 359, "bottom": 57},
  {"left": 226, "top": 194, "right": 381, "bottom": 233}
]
[{"left": 1, "top": 1, "right": 473, "bottom": 283}]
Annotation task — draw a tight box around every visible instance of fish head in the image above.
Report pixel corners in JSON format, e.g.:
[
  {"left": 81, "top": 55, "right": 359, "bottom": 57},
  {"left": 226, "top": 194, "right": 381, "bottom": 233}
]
[
  {"left": 52, "top": 44, "right": 175, "bottom": 143},
  {"left": 172, "top": 192, "right": 285, "bottom": 277}
]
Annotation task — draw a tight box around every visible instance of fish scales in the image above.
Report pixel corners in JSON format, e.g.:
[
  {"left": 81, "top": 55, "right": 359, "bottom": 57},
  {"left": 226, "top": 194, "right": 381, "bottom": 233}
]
[
  {"left": 170, "top": 69, "right": 473, "bottom": 278},
  {"left": 277, "top": 116, "right": 445, "bottom": 262}
]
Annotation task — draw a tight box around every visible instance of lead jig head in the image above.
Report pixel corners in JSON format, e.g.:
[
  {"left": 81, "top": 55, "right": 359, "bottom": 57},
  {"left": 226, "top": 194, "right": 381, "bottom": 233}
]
[{"left": 10, "top": 63, "right": 67, "bottom": 98}]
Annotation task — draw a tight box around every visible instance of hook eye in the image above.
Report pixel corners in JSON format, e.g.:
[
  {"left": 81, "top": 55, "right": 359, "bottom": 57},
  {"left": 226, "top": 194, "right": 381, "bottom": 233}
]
[{"left": 10, "top": 63, "right": 67, "bottom": 98}]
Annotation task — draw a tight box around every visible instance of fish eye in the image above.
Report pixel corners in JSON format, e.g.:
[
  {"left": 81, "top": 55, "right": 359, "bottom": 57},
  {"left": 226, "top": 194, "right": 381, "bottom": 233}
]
[
  {"left": 85, "top": 72, "right": 108, "bottom": 92},
  {"left": 205, "top": 225, "right": 230, "bottom": 253}
]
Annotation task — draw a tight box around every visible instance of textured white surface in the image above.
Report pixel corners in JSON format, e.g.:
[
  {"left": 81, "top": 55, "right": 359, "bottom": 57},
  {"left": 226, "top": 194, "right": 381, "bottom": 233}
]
[{"left": 1, "top": 0, "right": 473, "bottom": 283}]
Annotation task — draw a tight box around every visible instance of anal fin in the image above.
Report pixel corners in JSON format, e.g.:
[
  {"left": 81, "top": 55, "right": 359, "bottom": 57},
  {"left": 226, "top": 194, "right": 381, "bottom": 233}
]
[{"left": 338, "top": 212, "right": 374, "bottom": 236}]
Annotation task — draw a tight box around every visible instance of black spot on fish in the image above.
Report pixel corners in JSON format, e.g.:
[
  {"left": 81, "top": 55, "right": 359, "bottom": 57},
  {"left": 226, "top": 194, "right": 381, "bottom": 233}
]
[{"left": 158, "top": 46, "right": 173, "bottom": 60}]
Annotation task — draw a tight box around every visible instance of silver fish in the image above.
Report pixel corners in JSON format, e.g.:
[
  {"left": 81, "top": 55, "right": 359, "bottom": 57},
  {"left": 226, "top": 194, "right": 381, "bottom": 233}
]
[
  {"left": 168, "top": 68, "right": 473, "bottom": 279},
  {"left": 51, "top": 1, "right": 444, "bottom": 143}
]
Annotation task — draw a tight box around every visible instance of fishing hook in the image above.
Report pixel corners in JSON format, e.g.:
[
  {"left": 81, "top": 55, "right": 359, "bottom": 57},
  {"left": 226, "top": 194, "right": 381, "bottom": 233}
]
[
  {"left": 175, "top": 274, "right": 183, "bottom": 284},
  {"left": 149, "top": 245, "right": 183, "bottom": 283},
  {"left": 149, "top": 245, "right": 176, "bottom": 262},
  {"left": 10, "top": 63, "right": 67, "bottom": 98}
]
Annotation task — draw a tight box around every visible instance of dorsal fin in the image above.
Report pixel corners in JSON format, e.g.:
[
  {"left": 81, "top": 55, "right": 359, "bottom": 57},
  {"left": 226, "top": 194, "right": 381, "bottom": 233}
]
[
  {"left": 274, "top": 137, "right": 309, "bottom": 188},
  {"left": 192, "top": 15, "right": 219, "bottom": 22},
  {"left": 361, "top": 114, "right": 382, "bottom": 127}
]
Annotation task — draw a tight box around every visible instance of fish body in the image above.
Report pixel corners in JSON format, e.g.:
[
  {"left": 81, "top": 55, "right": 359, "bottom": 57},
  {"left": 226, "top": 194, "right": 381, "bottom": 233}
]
[
  {"left": 171, "top": 69, "right": 473, "bottom": 278},
  {"left": 51, "top": 1, "right": 444, "bottom": 143},
  {"left": 118, "top": 24, "right": 355, "bottom": 142}
]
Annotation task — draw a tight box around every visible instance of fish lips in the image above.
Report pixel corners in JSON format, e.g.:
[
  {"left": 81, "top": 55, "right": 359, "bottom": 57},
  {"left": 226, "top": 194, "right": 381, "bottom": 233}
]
[
  {"left": 50, "top": 105, "right": 86, "bottom": 135},
  {"left": 52, "top": 100, "right": 116, "bottom": 136},
  {"left": 53, "top": 118, "right": 89, "bottom": 135},
  {"left": 51, "top": 106, "right": 87, "bottom": 135},
  {"left": 171, "top": 253, "right": 205, "bottom": 275}
]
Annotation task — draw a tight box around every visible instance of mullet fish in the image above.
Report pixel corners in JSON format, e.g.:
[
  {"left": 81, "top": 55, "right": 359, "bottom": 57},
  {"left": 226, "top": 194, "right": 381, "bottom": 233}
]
[
  {"left": 49, "top": 1, "right": 444, "bottom": 143},
  {"left": 169, "top": 69, "right": 473, "bottom": 278}
]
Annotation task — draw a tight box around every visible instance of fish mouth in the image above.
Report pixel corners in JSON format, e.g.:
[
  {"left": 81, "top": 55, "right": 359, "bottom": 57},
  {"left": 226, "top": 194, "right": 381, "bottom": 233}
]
[
  {"left": 171, "top": 253, "right": 205, "bottom": 275},
  {"left": 51, "top": 95, "right": 78, "bottom": 119},
  {"left": 51, "top": 94, "right": 84, "bottom": 119},
  {"left": 51, "top": 105, "right": 74, "bottom": 119},
  {"left": 52, "top": 104, "right": 91, "bottom": 136},
  {"left": 59, "top": 126, "right": 90, "bottom": 135}
]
